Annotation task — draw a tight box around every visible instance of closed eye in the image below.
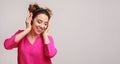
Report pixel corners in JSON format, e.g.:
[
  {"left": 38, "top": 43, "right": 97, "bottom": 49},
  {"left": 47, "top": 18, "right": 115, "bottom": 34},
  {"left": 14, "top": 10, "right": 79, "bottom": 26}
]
[
  {"left": 44, "top": 22, "right": 48, "bottom": 26},
  {"left": 38, "top": 20, "right": 42, "bottom": 24}
]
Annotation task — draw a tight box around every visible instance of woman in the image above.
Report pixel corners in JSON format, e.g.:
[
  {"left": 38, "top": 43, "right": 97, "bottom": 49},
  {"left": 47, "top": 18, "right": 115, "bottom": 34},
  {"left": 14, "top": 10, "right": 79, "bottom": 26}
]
[{"left": 4, "top": 3, "right": 57, "bottom": 64}]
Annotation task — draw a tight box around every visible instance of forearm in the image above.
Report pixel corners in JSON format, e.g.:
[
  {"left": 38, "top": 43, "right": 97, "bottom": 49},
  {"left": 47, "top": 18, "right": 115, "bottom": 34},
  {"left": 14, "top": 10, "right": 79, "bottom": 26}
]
[
  {"left": 15, "top": 29, "right": 30, "bottom": 43},
  {"left": 44, "top": 36, "right": 57, "bottom": 58}
]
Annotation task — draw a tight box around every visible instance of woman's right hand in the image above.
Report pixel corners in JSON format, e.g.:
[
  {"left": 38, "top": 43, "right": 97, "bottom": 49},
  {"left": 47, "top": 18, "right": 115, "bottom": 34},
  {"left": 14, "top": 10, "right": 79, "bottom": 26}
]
[
  {"left": 15, "top": 13, "right": 33, "bottom": 43},
  {"left": 25, "top": 13, "right": 33, "bottom": 32}
]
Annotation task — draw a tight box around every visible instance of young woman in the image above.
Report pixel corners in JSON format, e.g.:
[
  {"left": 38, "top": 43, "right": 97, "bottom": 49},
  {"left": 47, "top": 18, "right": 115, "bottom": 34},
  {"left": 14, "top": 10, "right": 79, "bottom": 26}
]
[{"left": 4, "top": 3, "right": 57, "bottom": 64}]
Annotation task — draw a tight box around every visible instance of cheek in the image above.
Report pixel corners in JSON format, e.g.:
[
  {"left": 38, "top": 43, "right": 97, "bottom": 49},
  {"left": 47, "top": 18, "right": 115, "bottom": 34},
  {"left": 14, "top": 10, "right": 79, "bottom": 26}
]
[
  {"left": 32, "top": 21, "right": 38, "bottom": 29},
  {"left": 33, "top": 21, "right": 39, "bottom": 26}
]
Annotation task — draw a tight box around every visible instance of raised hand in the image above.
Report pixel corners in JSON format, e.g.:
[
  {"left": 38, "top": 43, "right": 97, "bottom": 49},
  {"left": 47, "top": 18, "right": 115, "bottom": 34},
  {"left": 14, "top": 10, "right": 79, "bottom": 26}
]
[
  {"left": 42, "top": 22, "right": 50, "bottom": 44},
  {"left": 14, "top": 13, "right": 33, "bottom": 43},
  {"left": 43, "top": 22, "right": 50, "bottom": 35},
  {"left": 25, "top": 13, "right": 33, "bottom": 32}
]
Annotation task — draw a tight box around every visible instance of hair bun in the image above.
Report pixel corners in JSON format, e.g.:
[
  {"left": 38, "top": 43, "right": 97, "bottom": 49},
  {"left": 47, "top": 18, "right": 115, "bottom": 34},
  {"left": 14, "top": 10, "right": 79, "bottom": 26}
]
[
  {"left": 28, "top": 3, "right": 40, "bottom": 12},
  {"left": 45, "top": 7, "right": 53, "bottom": 16}
]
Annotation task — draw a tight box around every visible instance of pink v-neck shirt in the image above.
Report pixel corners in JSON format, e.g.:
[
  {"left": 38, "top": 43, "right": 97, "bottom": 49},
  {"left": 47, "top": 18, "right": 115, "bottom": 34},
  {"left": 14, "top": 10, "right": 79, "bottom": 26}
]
[{"left": 4, "top": 30, "right": 57, "bottom": 64}]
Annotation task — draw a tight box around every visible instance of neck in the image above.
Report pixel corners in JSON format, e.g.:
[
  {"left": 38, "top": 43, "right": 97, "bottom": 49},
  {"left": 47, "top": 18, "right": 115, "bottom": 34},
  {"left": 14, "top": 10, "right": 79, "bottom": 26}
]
[{"left": 28, "top": 29, "right": 39, "bottom": 39}]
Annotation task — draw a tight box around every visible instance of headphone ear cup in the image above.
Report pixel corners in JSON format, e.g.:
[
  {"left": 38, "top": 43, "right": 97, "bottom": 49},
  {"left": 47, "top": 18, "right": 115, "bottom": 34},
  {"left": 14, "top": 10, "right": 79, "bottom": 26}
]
[{"left": 31, "top": 19, "right": 33, "bottom": 25}]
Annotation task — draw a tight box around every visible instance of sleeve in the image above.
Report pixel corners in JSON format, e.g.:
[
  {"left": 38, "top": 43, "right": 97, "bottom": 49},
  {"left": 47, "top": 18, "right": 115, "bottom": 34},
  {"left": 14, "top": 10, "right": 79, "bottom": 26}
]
[
  {"left": 44, "top": 36, "right": 57, "bottom": 58},
  {"left": 4, "top": 30, "right": 23, "bottom": 50}
]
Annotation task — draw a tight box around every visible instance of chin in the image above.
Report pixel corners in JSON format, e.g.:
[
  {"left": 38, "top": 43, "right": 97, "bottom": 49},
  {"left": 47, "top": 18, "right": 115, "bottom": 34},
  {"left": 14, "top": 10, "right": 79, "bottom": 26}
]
[
  {"left": 35, "top": 31, "right": 42, "bottom": 35},
  {"left": 35, "top": 31, "right": 44, "bottom": 35}
]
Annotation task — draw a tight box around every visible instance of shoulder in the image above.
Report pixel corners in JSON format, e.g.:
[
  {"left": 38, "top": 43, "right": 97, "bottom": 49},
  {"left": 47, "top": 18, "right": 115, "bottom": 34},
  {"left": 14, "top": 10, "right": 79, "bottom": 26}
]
[
  {"left": 17, "top": 30, "right": 24, "bottom": 32},
  {"left": 48, "top": 35, "right": 54, "bottom": 40},
  {"left": 14, "top": 30, "right": 24, "bottom": 34},
  {"left": 48, "top": 35, "right": 53, "bottom": 38}
]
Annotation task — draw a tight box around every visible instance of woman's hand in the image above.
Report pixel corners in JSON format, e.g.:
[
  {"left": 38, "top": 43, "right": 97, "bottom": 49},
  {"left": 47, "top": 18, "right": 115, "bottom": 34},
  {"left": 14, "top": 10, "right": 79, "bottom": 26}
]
[
  {"left": 15, "top": 13, "right": 33, "bottom": 43},
  {"left": 43, "top": 22, "right": 50, "bottom": 35},
  {"left": 25, "top": 13, "right": 33, "bottom": 32},
  {"left": 42, "top": 22, "right": 50, "bottom": 44}
]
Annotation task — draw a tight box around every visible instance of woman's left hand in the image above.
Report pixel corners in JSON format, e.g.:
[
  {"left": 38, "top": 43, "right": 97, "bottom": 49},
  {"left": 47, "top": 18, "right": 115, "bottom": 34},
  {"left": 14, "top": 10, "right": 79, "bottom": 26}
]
[
  {"left": 42, "top": 22, "right": 50, "bottom": 35},
  {"left": 42, "top": 22, "right": 50, "bottom": 44}
]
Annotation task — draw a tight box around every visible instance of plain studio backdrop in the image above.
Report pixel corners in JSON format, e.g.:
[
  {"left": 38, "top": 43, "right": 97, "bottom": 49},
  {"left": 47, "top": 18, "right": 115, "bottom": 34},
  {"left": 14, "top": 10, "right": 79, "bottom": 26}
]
[{"left": 0, "top": 0, "right": 120, "bottom": 64}]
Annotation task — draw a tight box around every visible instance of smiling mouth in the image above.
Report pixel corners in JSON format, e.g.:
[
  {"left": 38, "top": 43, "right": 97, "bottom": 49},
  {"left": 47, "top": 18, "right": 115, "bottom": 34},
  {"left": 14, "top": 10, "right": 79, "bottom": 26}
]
[
  {"left": 36, "top": 27, "right": 44, "bottom": 32},
  {"left": 37, "top": 27, "right": 41, "bottom": 32}
]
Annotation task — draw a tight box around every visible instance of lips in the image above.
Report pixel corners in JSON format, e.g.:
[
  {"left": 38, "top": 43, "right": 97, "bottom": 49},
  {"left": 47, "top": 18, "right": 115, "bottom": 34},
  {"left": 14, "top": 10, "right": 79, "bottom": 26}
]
[{"left": 37, "top": 27, "right": 43, "bottom": 32}]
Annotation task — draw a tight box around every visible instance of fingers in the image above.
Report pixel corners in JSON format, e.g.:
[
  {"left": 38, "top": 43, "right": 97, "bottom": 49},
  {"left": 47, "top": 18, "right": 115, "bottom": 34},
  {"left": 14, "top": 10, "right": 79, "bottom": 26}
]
[
  {"left": 29, "top": 13, "right": 33, "bottom": 18},
  {"left": 42, "top": 22, "right": 50, "bottom": 35},
  {"left": 25, "top": 13, "right": 33, "bottom": 30},
  {"left": 46, "top": 22, "right": 50, "bottom": 29},
  {"left": 46, "top": 22, "right": 50, "bottom": 32},
  {"left": 26, "top": 13, "right": 33, "bottom": 24},
  {"left": 27, "top": 13, "right": 33, "bottom": 20}
]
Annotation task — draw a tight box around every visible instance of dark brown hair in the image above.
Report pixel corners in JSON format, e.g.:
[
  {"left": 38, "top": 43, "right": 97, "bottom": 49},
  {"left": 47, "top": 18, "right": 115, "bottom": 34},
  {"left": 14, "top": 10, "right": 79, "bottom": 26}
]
[{"left": 28, "top": 3, "right": 52, "bottom": 20}]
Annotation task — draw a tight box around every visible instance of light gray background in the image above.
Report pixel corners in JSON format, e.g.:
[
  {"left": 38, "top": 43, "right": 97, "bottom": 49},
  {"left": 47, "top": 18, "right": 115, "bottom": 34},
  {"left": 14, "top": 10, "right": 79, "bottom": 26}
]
[{"left": 0, "top": 0, "right": 120, "bottom": 64}]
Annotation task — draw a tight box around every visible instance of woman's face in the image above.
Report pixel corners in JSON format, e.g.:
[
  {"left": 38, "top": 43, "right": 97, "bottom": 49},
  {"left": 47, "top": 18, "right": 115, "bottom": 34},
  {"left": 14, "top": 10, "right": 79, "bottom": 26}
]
[{"left": 32, "top": 13, "right": 49, "bottom": 35}]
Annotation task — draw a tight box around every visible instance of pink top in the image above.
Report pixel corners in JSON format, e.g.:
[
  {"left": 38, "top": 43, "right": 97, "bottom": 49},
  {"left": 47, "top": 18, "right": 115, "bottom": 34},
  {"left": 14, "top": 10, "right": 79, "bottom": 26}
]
[{"left": 4, "top": 30, "right": 57, "bottom": 64}]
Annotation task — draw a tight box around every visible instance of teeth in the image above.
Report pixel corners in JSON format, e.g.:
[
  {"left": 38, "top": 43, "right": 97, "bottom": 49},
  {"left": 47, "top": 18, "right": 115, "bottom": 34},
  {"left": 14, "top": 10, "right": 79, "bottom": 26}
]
[
  {"left": 37, "top": 27, "right": 42, "bottom": 31},
  {"left": 38, "top": 28, "right": 41, "bottom": 31}
]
